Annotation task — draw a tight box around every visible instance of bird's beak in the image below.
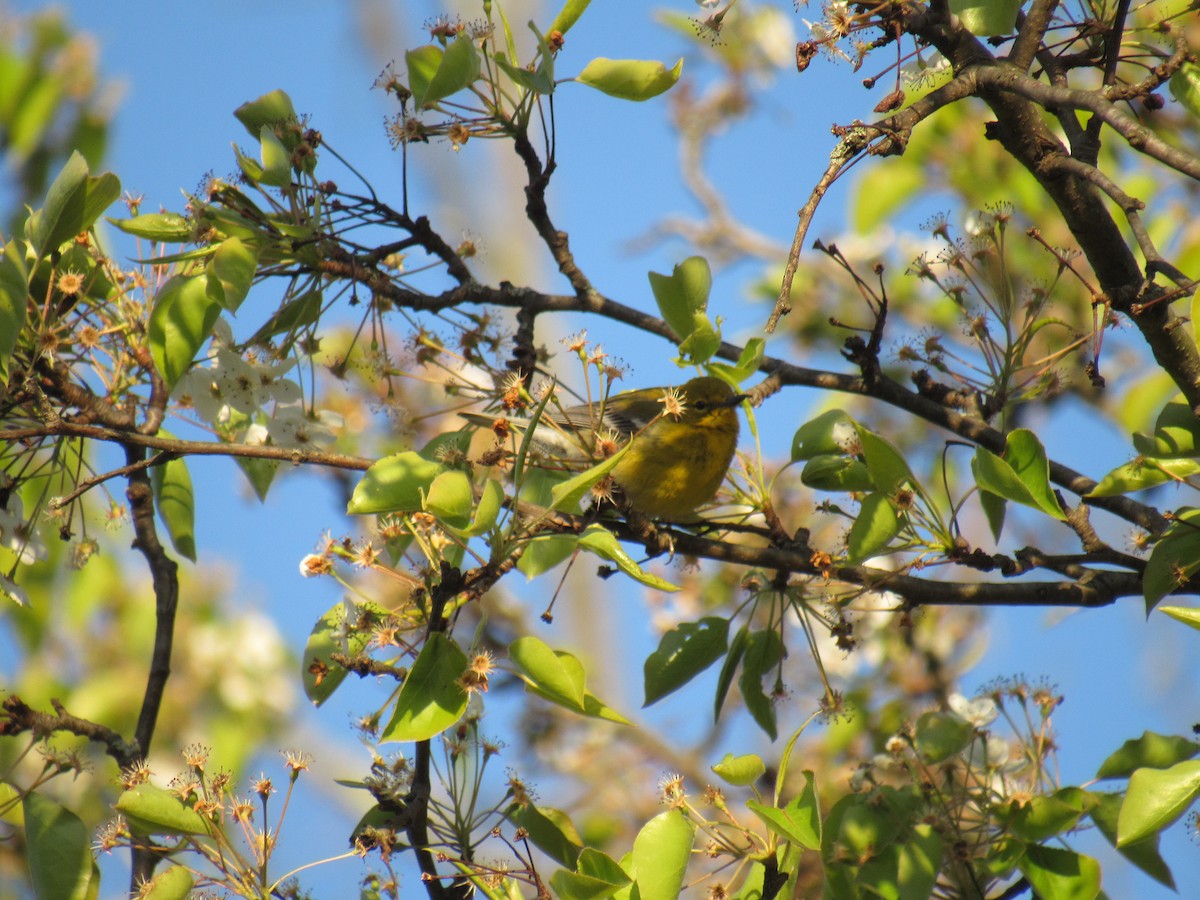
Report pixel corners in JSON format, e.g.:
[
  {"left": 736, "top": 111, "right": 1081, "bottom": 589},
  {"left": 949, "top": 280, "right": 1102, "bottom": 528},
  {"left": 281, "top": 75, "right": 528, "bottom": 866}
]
[{"left": 727, "top": 393, "right": 750, "bottom": 407}]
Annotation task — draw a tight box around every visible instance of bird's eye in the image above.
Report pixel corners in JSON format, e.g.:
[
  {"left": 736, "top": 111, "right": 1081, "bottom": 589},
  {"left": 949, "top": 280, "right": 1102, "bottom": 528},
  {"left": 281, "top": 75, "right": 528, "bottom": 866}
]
[{"left": 694, "top": 400, "right": 709, "bottom": 411}]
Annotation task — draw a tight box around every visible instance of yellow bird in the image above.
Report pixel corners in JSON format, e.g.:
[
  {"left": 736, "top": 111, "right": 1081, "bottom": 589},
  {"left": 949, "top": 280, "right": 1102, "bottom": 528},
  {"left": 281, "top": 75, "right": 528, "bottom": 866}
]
[{"left": 464, "top": 376, "right": 745, "bottom": 519}]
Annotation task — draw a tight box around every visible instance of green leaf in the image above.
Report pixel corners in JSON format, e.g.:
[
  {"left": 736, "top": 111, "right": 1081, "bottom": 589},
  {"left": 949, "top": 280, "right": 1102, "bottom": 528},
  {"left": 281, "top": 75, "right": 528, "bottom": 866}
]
[
  {"left": 551, "top": 847, "right": 632, "bottom": 900},
  {"left": 425, "top": 469, "right": 474, "bottom": 527},
  {"left": 643, "top": 616, "right": 729, "bottom": 706},
  {"left": 549, "top": 0, "right": 592, "bottom": 35},
  {"left": 28, "top": 151, "right": 121, "bottom": 259},
  {"left": 1088, "top": 791, "right": 1176, "bottom": 889},
  {"left": 1018, "top": 844, "right": 1100, "bottom": 900},
  {"left": 837, "top": 797, "right": 901, "bottom": 860},
  {"left": 712, "top": 753, "right": 766, "bottom": 787},
  {"left": 1134, "top": 399, "right": 1200, "bottom": 458},
  {"left": 649, "top": 256, "right": 712, "bottom": 347},
  {"left": 706, "top": 337, "right": 764, "bottom": 385},
  {"left": 1117, "top": 759, "right": 1200, "bottom": 846},
  {"left": 147, "top": 273, "right": 222, "bottom": 391},
  {"left": 576, "top": 57, "right": 683, "bottom": 101},
  {"left": 206, "top": 236, "right": 257, "bottom": 311},
  {"left": 577, "top": 848, "right": 631, "bottom": 886},
  {"left": 948, "top": 0, "right": 1021, "bottom": 35},
  {"left": 107, "top": 212, "right": 194, "bottom": 242},
  {"left": 897, "top": 824, "right": 942, "bottom": 900},
  {"left": 512, "top": 804, "right": 583, "bottom": 869},
  {"left": 748, "top": 789, "right": 822, "bottom": 851},
  {"left": 0, "top": 242, "right": 29, "bottom": 386},
  {"left": 415, "top": 36, "right": 481, "bottom": 108},
  {"left": 801, "top": 455, "right": 875, "bottom": 492},
  {"left": 518, "top": 533, "right": 578, "bottom": 578},
  {"left": 382, "top": 633, "right": 469, "bottom": 742},
  {"left": 713, "top": 625, "right": 748, "bottom": 721},
  {"left": 510, "top": 636, "right": 586, "bottom": 710},
  {"left": 1143, "top": 510, "right": 1200, "bottom": 609},
  {"left": 972, "top": 436, "right": 1066, "bottom": 520},
  {"left": 675, "top": 310, "right": 721, "bottom": 365},
  {"left": 740, "top": 629, "right": 782, "bottom": 739},
  {"left": 142, "top": 865, "right": 194, "bottom": 900},
  {"left": 151, "top": 451, "right": 197, "bottom": 562},
  {"left": 1087, "top": 457, "right": 1188, "bottom": 497},
  {"left": 914, "top": 711, "right": 973, "bottom": 763},
  {"left": 1006, "top": 790, "right": 1095, "bottom": 842},
  {"left": 406, "top": 44, "right": 443, "bottom": 108},
  {"left": 249, "top": 289, "right": 323, "bottom": 345},
  {"left": 1169, "top": 61, "right": 1200, "bottom": 120},
  {"left": 979, "top": 489, "right": 1007, "bottom": 542},
  {"left": 578, "top": 524, "right": 679, "bottom": 592},
  {"left": 1160, "top": 605, "right": 1200, "bottom": 631},
  {"left": 845, "top": 492, "right": 902, "bottom": 563},
  {"left": 24, "top": 792, "right": 96, "bottom": 900},
  {"left": 509, "top": 636, "right": 629, "bottom": 724},
  {"left": 302, "top": 600, "right": 383, "bottom": 705},
  {"left": 630, "top": 810, "right": 694, "bottom": 900},
  {"left": 234, "top": 89, "right": 297, "bottom": 138},
  {"left": 1096, "top": 731, "right": 1200, "bottom": 779},
  {"left": 347, "top": 452, "right": 444, "bottom": 515},
  {"left": 458, "top": 477, "right": 504, "bottom": 538},
  {"left": 549, "top": 445, "right": 628, "bottom": 512},
  {"left": 857, "top": 427, "right": 914, "bottom": 494},
  {"left": 116, "top": 783, "right": 210, "bottom": 836},
  {"left": 791, "top": 409, "right": 857, "bottom": 461},
  {"left": 255, "top": 124, "right": 292, "bottom": 187}
]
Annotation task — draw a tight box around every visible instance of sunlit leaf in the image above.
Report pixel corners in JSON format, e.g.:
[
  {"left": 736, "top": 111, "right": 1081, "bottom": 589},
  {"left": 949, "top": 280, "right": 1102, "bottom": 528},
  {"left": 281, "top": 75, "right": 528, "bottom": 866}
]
[
  {"left": 1117, "top": 760, "right": 1200, "bottom": 846},
  {"left": 148, "top": 273, "right": 221, "bottom": 391},
  {"left": 116, "top": 783, "right": 210, "bottom": 836},
  {"left": 576, "top": 57, "right": 683, "bottom": 101},
  {"left": 578, "top": 524, "right": 679, "bottom": 591},
  {"left": 151, "top": 448, "right": 196, "bottom": 562},
  {"left": 1096, "top": 731, "right": 1200, "bottom": 780},
  {"left": 382, "top": 633, "right": 468, "bottom": 742},
  {"left": 630, "top": 810, "right": 694, "bottom": 900}
]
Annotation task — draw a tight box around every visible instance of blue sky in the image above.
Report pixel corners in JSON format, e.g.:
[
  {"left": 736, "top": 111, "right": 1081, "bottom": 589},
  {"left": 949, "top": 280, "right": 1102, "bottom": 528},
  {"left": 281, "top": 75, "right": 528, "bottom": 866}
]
[{"left": 7, "top": 1, "right": 1199, "bottom": 896}]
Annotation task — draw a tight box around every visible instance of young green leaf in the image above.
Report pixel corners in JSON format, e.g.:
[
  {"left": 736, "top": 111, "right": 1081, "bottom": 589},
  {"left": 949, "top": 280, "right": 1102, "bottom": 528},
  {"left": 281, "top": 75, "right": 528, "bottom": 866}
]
[
  {"left": 151, "top": 450, "right": 196, "bottom": 562},
  {"left": 711, "top": 753, "right": 766, "bottom": 787},
  {"left": 791, "top": 409, "right": 857, "bottom": 461},
  {"left": 1117, "top": 760, "right": 1200, "bottom": 847},
  {"left": 576, "top": 57, "right": 683, "bottom": 102},
  {"left": 845, "top": 492, "right": 902, "bottom": 563},
  {"left": 630, "top": 810, "right": 694, "bottom": 900},
  {"left": 578, "top": 524, "right": 679, "bottom": 592},
  {"left": 108, "top": 211, "right": 194, "bottom": 241},
  {"left": 206, "top": 236, "right": 258, "bottom": 311},
  {"left": 382, "top": 633, "right": 469, "bottom": 742},
  {"left": 28, "top": 151, "right": 121, "bottom": 259},
  {"left": 148, "top": 273, "right": 222, "bottom": 391},
  {"left": 234, "top": 89, "right": 298, "bottom": 138},
  {"left": 347, "top": 452, "right": 443, "bottom": 515},
  {"left": 116, "top": 783, "right": 211, "bottom": 836},
  {"left": 1096, "top": 731, "right": 1200, "bottom": 780}
]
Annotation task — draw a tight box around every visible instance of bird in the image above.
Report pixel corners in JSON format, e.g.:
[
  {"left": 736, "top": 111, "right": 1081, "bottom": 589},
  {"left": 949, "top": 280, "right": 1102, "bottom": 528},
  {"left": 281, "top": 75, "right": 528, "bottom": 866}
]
[{"left": 462, "top": 375, "right": 745, "bottom": 519}]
